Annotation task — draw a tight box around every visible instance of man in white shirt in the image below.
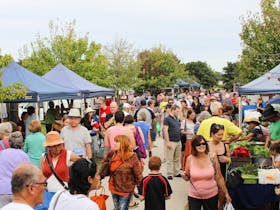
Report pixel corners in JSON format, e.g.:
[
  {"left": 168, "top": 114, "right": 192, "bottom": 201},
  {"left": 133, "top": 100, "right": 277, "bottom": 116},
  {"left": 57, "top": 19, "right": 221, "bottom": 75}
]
[{"left": 1, "top": 163, "right": 46, "bottom": 210}]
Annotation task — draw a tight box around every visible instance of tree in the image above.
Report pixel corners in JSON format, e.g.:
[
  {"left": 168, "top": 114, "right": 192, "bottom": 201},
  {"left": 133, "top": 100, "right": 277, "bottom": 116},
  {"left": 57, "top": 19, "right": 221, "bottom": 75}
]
[
  {"left": 222, "top": 62, "right": 239, "bottom": 90},
  {"left": 103, "top": 38, "right": 142, "bottom": 91},
  {"left": 19, "top": 20, "right": 111, "bottom": 87},
  {"left": 185, "top": 61, "right": 219, "bottom": 89},
  {"left": 137, "top": 47, "right": 187, "bottom": 91},
  {"left": 0, "top": 51, "right": 27, "bottom": 101},
  {"left": 239, "top": 0, "right": 280, "bottom": 84}
]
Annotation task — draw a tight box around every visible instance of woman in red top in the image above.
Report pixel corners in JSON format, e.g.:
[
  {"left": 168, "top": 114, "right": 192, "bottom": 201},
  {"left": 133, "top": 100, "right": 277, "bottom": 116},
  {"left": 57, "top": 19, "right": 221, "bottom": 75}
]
[{"left": 41, "top": 131, "right": 80, "bottom": 192}]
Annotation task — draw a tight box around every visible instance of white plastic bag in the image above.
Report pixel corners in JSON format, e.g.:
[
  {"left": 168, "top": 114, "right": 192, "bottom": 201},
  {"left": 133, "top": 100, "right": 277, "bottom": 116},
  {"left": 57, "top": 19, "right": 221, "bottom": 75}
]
[{"left": 224, "top": 202, "right": 235, "bottom": 210}]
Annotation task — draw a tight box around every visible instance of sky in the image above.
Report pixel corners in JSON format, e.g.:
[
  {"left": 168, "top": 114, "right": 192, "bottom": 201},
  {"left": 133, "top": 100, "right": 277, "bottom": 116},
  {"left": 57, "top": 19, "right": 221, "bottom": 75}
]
[{"left": 0, "top": 0, "right": 261, "bottom": 72}]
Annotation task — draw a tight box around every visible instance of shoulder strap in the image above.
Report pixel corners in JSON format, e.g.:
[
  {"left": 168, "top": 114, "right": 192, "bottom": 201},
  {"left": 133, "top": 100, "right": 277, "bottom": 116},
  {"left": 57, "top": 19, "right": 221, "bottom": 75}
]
[
  {"left": 45, "top": 153, "right": 69, "bottom": 190},
  {"left": 52, "top": 190, "right": 66, "bottom": 210}
]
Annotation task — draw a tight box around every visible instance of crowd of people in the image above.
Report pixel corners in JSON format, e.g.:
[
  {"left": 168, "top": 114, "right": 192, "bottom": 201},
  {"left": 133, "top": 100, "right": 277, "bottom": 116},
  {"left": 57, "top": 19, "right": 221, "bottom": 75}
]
[{"left": 0, "top": 89, "right": 280, "bottom": 210}]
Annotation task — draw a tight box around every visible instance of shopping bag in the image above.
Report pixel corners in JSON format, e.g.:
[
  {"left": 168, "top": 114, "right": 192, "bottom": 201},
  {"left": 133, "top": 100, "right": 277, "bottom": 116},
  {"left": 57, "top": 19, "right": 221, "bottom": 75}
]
[
  {"left": 224, "top": 202, "right": 235, "bottom": 210},
  {"left": 90, "top": 187, "right": 109, "bottom": 210}
]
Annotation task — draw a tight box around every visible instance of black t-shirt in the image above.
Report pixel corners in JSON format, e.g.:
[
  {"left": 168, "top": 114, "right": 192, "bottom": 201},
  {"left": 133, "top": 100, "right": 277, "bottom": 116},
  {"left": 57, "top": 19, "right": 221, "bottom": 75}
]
[
  {"left": 164, "top": 115, "right": 181, "bottom": 142},
  {"left": 139, "top": 174, "right": 172, "bottom": 210}
]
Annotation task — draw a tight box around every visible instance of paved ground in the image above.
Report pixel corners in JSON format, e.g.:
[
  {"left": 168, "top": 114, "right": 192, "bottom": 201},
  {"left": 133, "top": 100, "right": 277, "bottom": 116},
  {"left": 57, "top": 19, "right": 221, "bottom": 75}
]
[{"left": 92, "top": 137, "right": 189, "bottom": 210}]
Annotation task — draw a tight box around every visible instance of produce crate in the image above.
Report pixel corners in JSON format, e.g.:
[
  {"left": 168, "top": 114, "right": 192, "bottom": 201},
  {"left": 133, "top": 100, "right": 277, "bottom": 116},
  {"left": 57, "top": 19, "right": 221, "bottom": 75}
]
[
  {"left": 242, "top": 174, "right": 258, "bottom": 184},
  {"left": 252, "top": 157, "right": 272, "bottom": 168},
  {"left": 230, "top": 156, "right": 252, "bottom": 168}
]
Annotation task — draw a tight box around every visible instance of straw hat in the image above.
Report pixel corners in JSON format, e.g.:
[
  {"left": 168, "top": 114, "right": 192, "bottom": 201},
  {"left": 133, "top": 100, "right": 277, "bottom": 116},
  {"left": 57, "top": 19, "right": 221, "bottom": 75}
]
[
  {"left": 43, "top": 131, "right": 64, "bottom": 147},
  {"left": 68, "top": 108, "right": 81, "bottom": 117},
  {"left": 244, "top": 117, "right": 260, "bottom": 124},
  {"left": 84, "top": 107, "right": 95, "bottom": 114}
]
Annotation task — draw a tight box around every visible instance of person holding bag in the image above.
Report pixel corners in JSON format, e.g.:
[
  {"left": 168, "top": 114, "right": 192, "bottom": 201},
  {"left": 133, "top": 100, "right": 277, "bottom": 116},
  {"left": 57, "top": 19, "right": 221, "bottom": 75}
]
[
  {"left": 100, "top": 135, "right": 142, "bottom": 210},
  {"left": 181, "top": 110, "right": 196, "bottom": 168},
  {"left": 183, "top": 135, "right": 231, "bottom": 210},
  {"left": 41, "top": 131, "right": 80, "bottom": 193}
]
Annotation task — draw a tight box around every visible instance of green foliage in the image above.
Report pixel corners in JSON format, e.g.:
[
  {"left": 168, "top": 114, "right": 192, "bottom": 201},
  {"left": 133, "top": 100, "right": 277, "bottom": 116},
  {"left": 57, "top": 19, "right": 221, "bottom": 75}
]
[
  {"left": 19, "top": 20, "right": 111, "bottom": 87},
  {"left": 104, "top": 38, "right": 142, "bottom": 91},
  {"left": 222, "top": 62, "right": 240, "bottom": 90},
  {"left": 239, "top": 0, "right": 280, "bottom": 84},
  {"left": 137, "top": 47, "right": 187, "bottom": 90},
  {"left": 0, "top": 52, "right": 27, "bottom": 101},
  {"left": 185, "top": 61, "right": 219, "bottom": 89}
]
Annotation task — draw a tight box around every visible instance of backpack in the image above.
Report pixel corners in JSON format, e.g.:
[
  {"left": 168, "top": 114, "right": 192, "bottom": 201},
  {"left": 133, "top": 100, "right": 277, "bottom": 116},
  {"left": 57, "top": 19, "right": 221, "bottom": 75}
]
[
  {"left": 258, "top": 125, "right": 269, "bottom": 142},
  {"left": 134, "top": 126, "right": 147, "bottom": 158}
]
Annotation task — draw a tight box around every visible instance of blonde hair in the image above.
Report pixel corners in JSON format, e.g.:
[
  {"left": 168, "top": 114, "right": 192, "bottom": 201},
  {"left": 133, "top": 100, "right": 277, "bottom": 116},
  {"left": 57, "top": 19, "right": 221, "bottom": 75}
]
[
  {"left": 29, "top": 120, "right": 42, "bottom": 133},
  {"left": 114, "top": 135, "right": 132, "bottom": 162}
]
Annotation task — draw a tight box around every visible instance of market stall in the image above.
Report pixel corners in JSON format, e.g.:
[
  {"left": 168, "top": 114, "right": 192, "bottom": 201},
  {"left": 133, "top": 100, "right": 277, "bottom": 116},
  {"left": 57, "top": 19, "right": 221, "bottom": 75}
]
[{"left": 228, "top": 141, "right": 280, "bottom": 210}]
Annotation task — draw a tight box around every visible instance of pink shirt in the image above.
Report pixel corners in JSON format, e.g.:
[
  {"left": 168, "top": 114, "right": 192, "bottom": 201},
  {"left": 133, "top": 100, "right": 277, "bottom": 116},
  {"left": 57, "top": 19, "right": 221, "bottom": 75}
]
[
  {"left": 189, "top": 157, "right": 218, "bottom": 199},
  {"left": 108, "top": 126, "right": 126, "bottom": 150}
]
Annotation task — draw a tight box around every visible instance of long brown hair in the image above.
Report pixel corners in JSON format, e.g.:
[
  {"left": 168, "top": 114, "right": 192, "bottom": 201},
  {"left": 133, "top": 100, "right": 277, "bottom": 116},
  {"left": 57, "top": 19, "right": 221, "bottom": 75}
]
[{"left": 114, "top": 135, "right": 133, "bottom": 162}]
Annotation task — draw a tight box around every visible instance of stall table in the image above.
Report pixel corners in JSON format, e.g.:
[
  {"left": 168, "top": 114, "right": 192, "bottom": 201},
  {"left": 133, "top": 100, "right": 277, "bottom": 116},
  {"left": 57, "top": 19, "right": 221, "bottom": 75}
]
[{"left": 229, "top": 184, "right": 280, "bottom": 210}]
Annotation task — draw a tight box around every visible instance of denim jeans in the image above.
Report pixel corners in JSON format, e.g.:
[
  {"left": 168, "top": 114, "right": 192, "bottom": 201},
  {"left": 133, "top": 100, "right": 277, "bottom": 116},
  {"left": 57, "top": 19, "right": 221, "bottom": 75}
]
[{"left": 112, "top": 193, "right": 131, "bottom": 210}]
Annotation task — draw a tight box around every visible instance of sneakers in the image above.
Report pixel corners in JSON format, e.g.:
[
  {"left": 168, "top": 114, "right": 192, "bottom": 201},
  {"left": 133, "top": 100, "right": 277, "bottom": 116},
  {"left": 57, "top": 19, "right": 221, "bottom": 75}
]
[
  {"left": 167, "top": 176, "right": 173, "bottom": 180},
  {"left": 174, "top": 174, "right": 182, "bottom": 178}
]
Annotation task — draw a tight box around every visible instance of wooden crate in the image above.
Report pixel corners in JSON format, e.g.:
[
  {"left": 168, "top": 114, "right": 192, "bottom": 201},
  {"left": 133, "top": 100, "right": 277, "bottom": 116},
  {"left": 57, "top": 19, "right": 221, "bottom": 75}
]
[{"left": 230, "top": 156, "right": 252, "bottom": 168}]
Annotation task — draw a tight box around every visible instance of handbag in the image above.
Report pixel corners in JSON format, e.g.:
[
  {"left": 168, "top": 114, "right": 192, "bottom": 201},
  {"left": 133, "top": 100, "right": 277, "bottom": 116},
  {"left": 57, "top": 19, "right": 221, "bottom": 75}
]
[
  {"left": 224, "top": 202, "right": 235, "bottom": 210},
  {"left": 180, "top": 120, "right": 187, "bottom": 142},
  {"left": 90, "top": 187, "right": 109, "bottom": 210},
  {"left": 226, "top": 168, "right": 244, "bottom": 189}
]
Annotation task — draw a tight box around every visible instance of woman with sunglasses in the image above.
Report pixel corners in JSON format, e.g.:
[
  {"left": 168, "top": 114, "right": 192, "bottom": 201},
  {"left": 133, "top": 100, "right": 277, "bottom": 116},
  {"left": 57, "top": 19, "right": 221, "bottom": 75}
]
[
  {"left": 209, "top": 123, "right": 231, "bottom": 210},
  {"left": 48, "top": 158, "right": 100, "bottom": 210},
  {"left": 183, "top": 135, "right": 231, "bottom": 210}
]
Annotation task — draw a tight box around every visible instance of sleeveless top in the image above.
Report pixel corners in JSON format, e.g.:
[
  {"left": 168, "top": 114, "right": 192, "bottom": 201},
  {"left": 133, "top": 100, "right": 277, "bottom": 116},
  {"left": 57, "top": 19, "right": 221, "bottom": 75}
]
[
  {"left": 189, "top": 157, "right": 218, "bottom": 199},
  {"left": 216, "top": 143, "right": 227, "bottom": 178}
]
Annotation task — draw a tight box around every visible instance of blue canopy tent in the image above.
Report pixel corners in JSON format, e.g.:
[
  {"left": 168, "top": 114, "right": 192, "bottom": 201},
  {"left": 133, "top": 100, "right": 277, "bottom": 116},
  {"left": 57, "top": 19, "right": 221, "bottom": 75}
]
[
  {"left": 43, "top": 64, "right": 115, "bottom": 97},
  {"left": 1, "top": 61, "right": 82, "bottom": 102},
  {"left": 268, "top": 96, "right": 280, "bottom": 104},
  {"left": 239, "top": 63, "right": 280, "bottom": 95},
  {"left": 176, "top": 78, "right": 189, "bottom": 87},
  {"left": 190, "top": 81, "right": 202, "bottom": 88}
]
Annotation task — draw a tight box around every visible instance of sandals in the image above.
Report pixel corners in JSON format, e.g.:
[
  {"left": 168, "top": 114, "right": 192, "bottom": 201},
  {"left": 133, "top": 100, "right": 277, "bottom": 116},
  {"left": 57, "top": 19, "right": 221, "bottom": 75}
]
[{"left": 129, "top": 201, "right": 139, "bottom": 209}]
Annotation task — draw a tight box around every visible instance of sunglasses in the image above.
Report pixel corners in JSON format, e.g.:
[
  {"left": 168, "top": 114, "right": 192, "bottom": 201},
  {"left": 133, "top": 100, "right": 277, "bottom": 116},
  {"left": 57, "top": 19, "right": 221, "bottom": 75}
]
[
  {"left": 212, "top": 124, "right": 224, "bottom": 130},
  {"left": 195, "top": 142, "right": 207, "bottom": 147}
]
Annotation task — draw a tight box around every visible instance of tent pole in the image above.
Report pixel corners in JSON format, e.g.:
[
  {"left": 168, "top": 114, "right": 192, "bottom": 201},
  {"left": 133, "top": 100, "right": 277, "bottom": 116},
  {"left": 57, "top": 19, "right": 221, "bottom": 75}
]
[{"left": 238, "top": 96, "right": 242, "bottom": 128}]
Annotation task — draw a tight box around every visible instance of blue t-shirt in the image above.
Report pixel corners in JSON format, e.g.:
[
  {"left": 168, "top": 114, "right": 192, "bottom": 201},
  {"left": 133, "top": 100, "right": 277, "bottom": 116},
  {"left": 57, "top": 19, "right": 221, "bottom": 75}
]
[{"left": 134, "top": 121, "right": 151, "bottom": 150}]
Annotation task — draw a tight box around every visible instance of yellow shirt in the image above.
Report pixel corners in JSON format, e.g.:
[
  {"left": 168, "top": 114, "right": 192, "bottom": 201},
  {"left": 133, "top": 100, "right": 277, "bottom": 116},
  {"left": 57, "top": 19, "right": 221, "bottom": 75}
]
[{"left": 197, "top": 116, "right": 242, "bottom": 141}]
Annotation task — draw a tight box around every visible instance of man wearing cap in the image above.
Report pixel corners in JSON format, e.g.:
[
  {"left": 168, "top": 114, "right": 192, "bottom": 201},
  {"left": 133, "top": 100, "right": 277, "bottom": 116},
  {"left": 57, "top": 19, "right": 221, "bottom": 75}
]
[
  {"left": 60, "top": 108, "right": 92, "bottom": 159},
  {"left": 197, "top": 101, "right": 242, "bottom": 142},
  {"left": 263, "top": 104, "right": 280, "bottom": 146}
]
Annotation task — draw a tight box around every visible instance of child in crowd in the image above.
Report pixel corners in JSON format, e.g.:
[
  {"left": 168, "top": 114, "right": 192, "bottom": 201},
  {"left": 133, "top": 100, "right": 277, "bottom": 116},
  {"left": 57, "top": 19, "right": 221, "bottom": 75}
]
[
  {"left": 139, "top": 156, "right": 172, "bottom": 210},
  {"left": 270, "top": 143, "right": 280, "bottom": 169}
]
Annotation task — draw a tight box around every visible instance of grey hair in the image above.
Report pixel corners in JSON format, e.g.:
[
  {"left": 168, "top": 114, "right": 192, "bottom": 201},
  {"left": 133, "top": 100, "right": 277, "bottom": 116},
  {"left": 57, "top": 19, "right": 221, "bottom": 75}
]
[
  {"left": 0, "top": 122, "right": 12, "bottom": 136},
  {"left": 210, "top": 102, "right": 223, "bottom": 115},
  {"left": 9, "top": 131, "right": 24, "bottom": 149},
  {"left": 11, "top": 163, "right": 41, "bottom": 194}
]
